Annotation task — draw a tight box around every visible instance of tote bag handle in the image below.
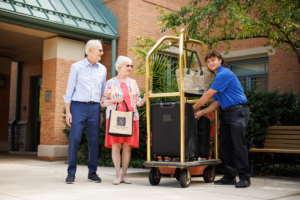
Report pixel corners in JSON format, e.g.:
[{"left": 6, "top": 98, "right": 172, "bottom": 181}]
[
  {"left": 116, "top": 100, "right": 129, "bottom": 111},
  {"left": 187, "top": 50, "right": 203, "bottom": 76}
]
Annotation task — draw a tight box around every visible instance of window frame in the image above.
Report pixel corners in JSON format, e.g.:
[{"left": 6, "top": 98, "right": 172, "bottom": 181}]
[{"left": 227, "top": 58, "right": 269, "bottom": 91}]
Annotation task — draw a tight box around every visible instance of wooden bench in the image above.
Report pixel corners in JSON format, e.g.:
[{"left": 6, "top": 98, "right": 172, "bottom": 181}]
[{"left": 249, "top": 126, "right": 300, "bottom": 176}]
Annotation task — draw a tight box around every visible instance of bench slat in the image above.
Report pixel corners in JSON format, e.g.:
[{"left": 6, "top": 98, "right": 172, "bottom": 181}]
[
  {"left": 266, "top": 130, "right": 300, "bottom": 135},
  {"left": 267, "top": 126, "right": 300, "bottom": 130},
  {"left": 264, "top": 147, "right": 300, "bottom": 150},
  {"left": 265, "top": 135, "right": 300, "bottom": 139},
  {"left": 264, "top": 139, "right": 300, "bottom": 144},
  {"left": 250, "top": 148, "right": 300, "bottom": 154},
  {"left": 264, "top": 143, "right": 300, "bottom": 148}
]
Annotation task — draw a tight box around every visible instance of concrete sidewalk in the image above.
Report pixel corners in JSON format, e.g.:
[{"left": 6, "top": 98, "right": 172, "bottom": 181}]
[{"left": 0, "top": 154, "right": 300, "bottom": 200}]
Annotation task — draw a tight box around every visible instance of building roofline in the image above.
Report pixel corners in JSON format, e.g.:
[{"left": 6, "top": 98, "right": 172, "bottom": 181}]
[{"left": 0, "top": 9, "right": 119, "bottom": 42}]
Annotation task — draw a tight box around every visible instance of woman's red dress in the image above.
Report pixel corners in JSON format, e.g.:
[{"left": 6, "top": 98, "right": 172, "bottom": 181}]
[{"left": 105, "top": 82, "right": 139, "bottom": 148}]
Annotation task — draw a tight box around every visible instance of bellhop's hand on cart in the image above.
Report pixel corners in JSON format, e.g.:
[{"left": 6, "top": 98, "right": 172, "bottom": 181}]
[
  {"left": 194, "top": 95, "right": 220, "bottom": 119},
  {"left": 192, "top": 50, "right": 251, "bottom": 188}
]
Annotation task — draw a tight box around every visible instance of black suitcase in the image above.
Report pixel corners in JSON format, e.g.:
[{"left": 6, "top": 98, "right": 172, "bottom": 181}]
[
  {"left": 151, "top": 101, "right": 196, "bottom": 160},
  {"left": 195, "top": 116, "right": 211, "bottom": 159}
]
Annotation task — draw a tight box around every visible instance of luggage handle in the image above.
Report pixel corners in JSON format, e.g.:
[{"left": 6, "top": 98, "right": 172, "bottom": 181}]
[
  {"left": 187, "top": 50, "right": 203, "bottom": 76},
  {"left": 159, "top": 102, "right": 176, "bottom": 108},
  {"left": 161, "top": 100, "right": 177, "bottom": 103}
]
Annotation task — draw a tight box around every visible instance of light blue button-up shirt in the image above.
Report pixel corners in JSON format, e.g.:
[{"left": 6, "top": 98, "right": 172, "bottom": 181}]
[{"left": 63, "top": 57, "right": 107, "bottom": 103}]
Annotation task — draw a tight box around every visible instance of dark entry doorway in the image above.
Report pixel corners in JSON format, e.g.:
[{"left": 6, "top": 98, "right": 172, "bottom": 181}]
[{"left": 30, "top": 76, "right": 42, "bottom": 152}]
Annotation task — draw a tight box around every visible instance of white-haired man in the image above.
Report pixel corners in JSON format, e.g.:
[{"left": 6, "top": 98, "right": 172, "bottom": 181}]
[{"left": 63, "top": 40, "right": 107, "bottom": 184}]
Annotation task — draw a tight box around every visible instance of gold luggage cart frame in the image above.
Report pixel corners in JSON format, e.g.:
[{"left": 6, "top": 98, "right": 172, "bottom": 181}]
[{"left": 143, "top": 28, "right": 222, "bottom": 188}]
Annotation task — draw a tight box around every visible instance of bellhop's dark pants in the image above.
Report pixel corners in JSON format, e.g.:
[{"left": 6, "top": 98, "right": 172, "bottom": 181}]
[
  {"left": 220, "top": 106, "right": 251, "bottom": 181},
  {"left": 67, "top": 101, "right": 100, "bottom": 175}
]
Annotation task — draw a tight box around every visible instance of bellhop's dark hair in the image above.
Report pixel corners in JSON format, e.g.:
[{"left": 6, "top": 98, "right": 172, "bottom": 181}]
[{"left": 204, "top": 50, "right": 227, "bottom": 67}]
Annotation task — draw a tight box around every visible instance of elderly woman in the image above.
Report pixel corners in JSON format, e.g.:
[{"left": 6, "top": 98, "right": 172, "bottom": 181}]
[{"left": 101, "top": 56, "right": 149, "bottom": 185}]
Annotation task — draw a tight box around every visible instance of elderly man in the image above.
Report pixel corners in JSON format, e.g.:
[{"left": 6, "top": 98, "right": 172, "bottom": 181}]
[{"left": 63, "top": 39, "right": 107, "bottom": 184}]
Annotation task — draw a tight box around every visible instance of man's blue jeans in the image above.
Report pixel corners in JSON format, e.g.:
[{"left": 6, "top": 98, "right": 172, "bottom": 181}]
[{"left": 67, "top": 101, "right": 100, "bottom": 175}]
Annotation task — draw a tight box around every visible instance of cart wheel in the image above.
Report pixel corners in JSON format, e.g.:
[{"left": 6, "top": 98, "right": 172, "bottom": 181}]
[
  {"left": 149, "top": 168, "right": 161, "bottom": 185},
  {"left": 179, "top": 169, "right": 191, "bottom": 188},
  {"left": 175, "top": 168, "right": 180, "bottom": 181},
  {"left": 203, "top": 166, "right": 216, "bottom": 183}
]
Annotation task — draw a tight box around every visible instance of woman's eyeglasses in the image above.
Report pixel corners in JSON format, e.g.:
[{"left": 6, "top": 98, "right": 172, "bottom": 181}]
[{"left": 125, "top": 64, "right": 133, "bottom": 68}]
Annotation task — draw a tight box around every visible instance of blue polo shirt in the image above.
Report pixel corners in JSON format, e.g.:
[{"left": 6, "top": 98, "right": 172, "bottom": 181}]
[{"left": 211, "top": 66, "right": 247, "bottom": 110}]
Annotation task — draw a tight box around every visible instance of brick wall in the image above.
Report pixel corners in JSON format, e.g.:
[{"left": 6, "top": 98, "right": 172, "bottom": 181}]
[
  {"left": 40, "top": 58, "right": 76, "bottom": 146},
  {"left": 8, "top": 124, "right": 26, "bottom": 151},
  {"left": 0, "top": 74, "right": 10, "bottom": 142},
  {"left": 101, "top": 44, "right": 112, "bottom": 79},
  {"left": 268, "top": 49, "right": 300, "bottom": 93},
  {"left": 104, "top": 0, "right": 130, "bottom": 57}
]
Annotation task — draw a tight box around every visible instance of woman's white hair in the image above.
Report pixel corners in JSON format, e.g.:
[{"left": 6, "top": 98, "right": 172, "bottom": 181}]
[
  {"left": 115, "top": 56, "right": 132, "bottom": 72},
  {"left": 85, "top": 39, "right": 102, "bottom": 55}
]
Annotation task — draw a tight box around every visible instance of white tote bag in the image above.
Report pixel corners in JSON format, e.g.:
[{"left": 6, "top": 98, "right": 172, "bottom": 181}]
[{"left": 108, "top": 101, "right": 134, "bottom": 137}]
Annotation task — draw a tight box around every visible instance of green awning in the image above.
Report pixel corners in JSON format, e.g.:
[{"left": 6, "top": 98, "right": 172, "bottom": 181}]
[{"left": 0, "top": 0, "right": 119, "bottom": 42}]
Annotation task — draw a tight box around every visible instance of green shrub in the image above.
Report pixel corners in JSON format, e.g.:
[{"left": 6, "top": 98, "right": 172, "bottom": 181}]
[{"left": 245, "top": 90, "right": 300, "bottom": 143}]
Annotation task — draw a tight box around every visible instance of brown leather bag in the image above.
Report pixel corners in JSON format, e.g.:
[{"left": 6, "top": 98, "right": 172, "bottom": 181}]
[{"left": 176, "top": 50, "right": 213, "bottom": 97}]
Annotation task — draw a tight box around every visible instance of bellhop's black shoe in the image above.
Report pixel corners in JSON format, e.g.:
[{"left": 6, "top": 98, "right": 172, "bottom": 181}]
[
  {"left": 236, "top": 180, "right": 251, "bottom": 188},
  {"left": 66, "top": 175, "right": 75, "bottom": 184},
  {"left": 88, "top": 172, "right": 101, "bottom": 183},
  {"left": 214, "top": 177, "right": 237, "bottom": 185}
]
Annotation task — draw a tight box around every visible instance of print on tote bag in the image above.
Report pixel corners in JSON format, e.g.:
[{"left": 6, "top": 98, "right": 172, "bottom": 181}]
[{"left": 117, "top": 117, "right": 126, "bottom": 126}]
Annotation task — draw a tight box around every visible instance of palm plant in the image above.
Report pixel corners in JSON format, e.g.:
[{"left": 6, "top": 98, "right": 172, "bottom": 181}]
[{"left": 130, "top": 37, "right": 179, "bottom": 94}]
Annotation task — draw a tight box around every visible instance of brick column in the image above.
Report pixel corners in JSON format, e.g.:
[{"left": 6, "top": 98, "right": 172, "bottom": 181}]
[{"left": 38, "top": 37, "right": 85, "bottom": 161}]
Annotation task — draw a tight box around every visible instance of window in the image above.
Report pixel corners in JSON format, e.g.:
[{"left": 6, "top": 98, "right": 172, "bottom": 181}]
[
  {"left": 228, "top": 58, "right": 269, "bottom": 92},
  {"left": 165, "top": 56, "right": 179, "bottom": 85}
]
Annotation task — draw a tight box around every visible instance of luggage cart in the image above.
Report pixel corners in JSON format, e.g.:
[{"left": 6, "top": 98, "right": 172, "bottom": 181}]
[{"left": 143, "top": 28, "right": 222, "bottom": 188}]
